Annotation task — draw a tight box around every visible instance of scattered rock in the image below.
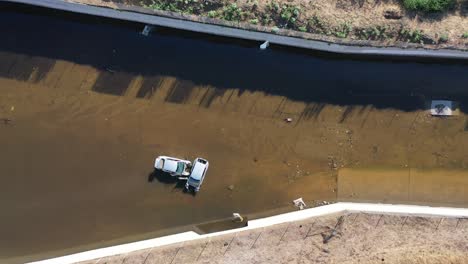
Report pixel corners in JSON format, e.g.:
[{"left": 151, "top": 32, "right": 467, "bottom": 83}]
[
  {"left": 421, "top": 34, "right": 437, "bottom": 44},
  {"left": 224, "top": 242, "right": 228, "bottom": 246},
  {"left": 328, "top": 157, "right": 338, "bottom": 170},
  {"left": 322, "top": 248, "right": 330, "bottom": 253},
  {"left": 384, "top": 9, "right": 402, "bottom": 19},
  {"left": 316, "top": 200, "right": 331, "bottom": 206},
  {"left": 253, "top": 157, "right": 258, "bottom": 162},
  {"left": 227, "top": 185, "right": 235, "bottom": 191}
]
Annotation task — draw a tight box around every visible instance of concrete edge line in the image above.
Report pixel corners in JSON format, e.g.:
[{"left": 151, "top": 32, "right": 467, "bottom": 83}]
[
  {"left": 2, "top": 0, "right": 468, "bottom": 59},
  {"left": 27, "top": 202, "right": 468, "bottom": 264}
]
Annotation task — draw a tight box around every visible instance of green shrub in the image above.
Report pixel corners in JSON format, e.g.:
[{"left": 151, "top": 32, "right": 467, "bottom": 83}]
[
  {"left": 249, "top": 18, "right": 259, "bottom": 25},
  {"left": 262, "top": 14, "right": 273, "bottom": 25},
  {"left": 207, "top": 10, "right": 218, "bottom": 18},
  {"left": 334, "top": 22, "right": 352, "bottom": 38},
  {"left": 142, "top": 0, "right": 209, "bottom": 14},
  {"left": 307, "top": 15, "right": 327, "bottom": 34},
  {"left": 462, "top": 32, "right": 468, "bottom": 39},
  {"left": 267, "top": 1, "right": 280, "bottom": 12},
  {"left": 439, "top": 33, "right": 449, "bottom": 43},
  {"left": 298, "top": 26, "right": 307, "bottom": 32},
  {"left": 400, "top": 28, "right": 424, "bottom": 43},
  {"left": 222, "top": 3, "right": 243, "bottom": 21},
  {"left": 358, "top": 26, "right": 389, "bottom": 40},
  {"left": 280, "top": 5, "right": 300, "bottom": 26},
  {"left": 402, "top": 0, "right": 455, "bottom": 12},
  {"left": 266, "top": 2, "right": 300, "bottom": 28}
]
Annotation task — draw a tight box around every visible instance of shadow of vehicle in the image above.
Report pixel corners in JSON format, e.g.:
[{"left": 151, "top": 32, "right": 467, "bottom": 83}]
[{"left": 148, "top": 169, "right": 195, "bottom": 196}]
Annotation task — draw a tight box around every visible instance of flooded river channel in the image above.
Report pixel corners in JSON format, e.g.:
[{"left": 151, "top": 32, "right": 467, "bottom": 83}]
[{"left": 1, "top": 4, "right": 468, "bottom": 263}]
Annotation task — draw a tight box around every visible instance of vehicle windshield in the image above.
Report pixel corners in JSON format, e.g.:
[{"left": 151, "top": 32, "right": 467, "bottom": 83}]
[
  {"left": 189, "top": 177, "right": 200, "bottom": 183},
  {"left": 176, "top": 162, "right": 185, "bottom": 174},
  {"left": 156, "top": 159, "right": 164, "bottom": 169}
]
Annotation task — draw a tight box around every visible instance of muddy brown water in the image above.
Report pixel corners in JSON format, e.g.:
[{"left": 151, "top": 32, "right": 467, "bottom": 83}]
[{"left": 1, "top": 4, "right": 468, "bottom": 263}]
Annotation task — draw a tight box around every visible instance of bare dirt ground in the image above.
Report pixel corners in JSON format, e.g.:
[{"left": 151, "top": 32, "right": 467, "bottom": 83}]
[
  {"left": 76, "top": 213, "right": 468, "bottom": 264},
  {"left": 68, "top": 0, "right": 468, "bottom": 49},
  {"left": 1, "top": 5, "right": 468, "bottom": 263}
]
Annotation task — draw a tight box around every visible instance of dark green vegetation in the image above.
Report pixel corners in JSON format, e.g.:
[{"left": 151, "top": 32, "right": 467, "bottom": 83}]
[
  {"left": 140, "top": 0, "right": 467, "bottom": 46},
  {"left": 402, "top": 0, "right": 455, "bottom": 12}
]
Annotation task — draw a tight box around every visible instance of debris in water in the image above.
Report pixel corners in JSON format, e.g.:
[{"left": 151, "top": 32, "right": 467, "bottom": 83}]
[
  {"left": 10, "top": 106, "right": 14, "bottom": 111},
  {"left": 1, "top": 118, "right": 12, "bottom": 125},
  {"left": 232, "top": 213, "right": 244, "bottom": 222},
  {"left": 430, "top": 100, "right": 454, "bottom": 116},
  {"left": 260, "top": 41, "right": 269, "bottom": 50},
  {"left": 227, "top": 185, "right": 235, "bottom": 191},
  {"left": 316, "top": 200, "right": 330, "bottom": 206},
  {"left": 285, "top": 117, "right": 293, "bottom": 123},
  {"left": 293, "top": 198, "right": 307, "bottom": 210},
  {"left": 141, "top": 25, "right": 154, "bottom": 36}
]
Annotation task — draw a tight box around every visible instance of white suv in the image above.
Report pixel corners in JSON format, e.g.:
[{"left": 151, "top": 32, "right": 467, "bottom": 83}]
[
  {"left": 154, "top": 156, "right": 191, "bottom": 178},
  {"left": 185, "top": 158, "right": 209, "bottom": 192}
]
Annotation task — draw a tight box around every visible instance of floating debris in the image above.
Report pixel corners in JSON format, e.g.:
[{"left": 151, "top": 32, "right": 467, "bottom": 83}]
[
  {"left": 293, "top": 197, "right": 307, "bottom": 210},
  {"left": 430, "top": 100, "right": 453, "bottom": 116},
  {"left": 141, "top": 25, "right": 153, "bottom": 36},
  {"left": 260, "top": 41, "right": 269, "bottom": 50},
  {"left": 1, "top": 118, "right": 12, "bottom": 125},
  {"left": 232, "top": 213, "right": 244, "bottom": 222},
  {"left": 285, "top": 117, "right": 293, "bottom": 123}
]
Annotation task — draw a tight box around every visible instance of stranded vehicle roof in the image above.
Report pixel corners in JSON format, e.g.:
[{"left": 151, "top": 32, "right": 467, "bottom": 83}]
[
  {"left": 190, "top": 158, "right": 208, "bottom": 181},
  {"left": 163, "top": 159, "right": 178, "bottom": 172}
]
